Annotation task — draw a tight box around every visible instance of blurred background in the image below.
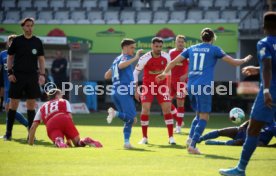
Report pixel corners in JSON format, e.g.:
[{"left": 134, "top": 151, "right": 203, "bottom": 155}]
[{"left": 0, "top": 0, "right": 275, "bottom": 113}]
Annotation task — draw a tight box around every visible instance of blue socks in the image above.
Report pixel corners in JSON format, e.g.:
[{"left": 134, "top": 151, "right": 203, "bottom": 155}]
[
  {"left": 189, "top": 115, "right": 199, "bottom": 139},
  {"left": 237, "top": 135, "right": 258, "bottom": 171},
  {"left": 191, "top": 119, "right": 207, "bottom": 147},
  {"left": 15, "top": 112, "right": 28, "bottom": 127},
  {"left": 6, "top": 112, "right": 28, "bottom": 129},
  {"left": 115, "top": 110, "right": 134, "bottom": 144},
  {"left": 123, "top": 122, "right": 132, "bottom": 144},
  {"left": 199, "top": 130, "right": 219, "bottom": 142}
]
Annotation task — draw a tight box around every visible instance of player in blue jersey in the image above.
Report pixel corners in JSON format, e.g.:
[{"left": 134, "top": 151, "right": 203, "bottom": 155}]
[
  {"left": 104, "top": 38, "right": 143, "bottom": 149},
  {"left": 157, "top": 28, "right": 252, "bottom": 154},
  {"left": 220, "top": 12, "right": 276, "bottom": 176},
  {"left": 0, "top": 35, "right": 28, "bottom": 140},
  {"left": 198, "top": 120, "right": 276, "bottom": 147}
]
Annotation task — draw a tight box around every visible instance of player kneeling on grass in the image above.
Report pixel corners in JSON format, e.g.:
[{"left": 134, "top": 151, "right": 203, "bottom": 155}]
[
  {"left": 198, "top": 120, "right": 276, "bottom": 147},
  {"left": 28, "top": 89, "right": 103, "bottom": 148}
]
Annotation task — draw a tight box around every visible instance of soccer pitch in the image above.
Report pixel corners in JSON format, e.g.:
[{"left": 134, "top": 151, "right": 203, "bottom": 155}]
[{"left": 0, "top": 113, "right": 275, "bottom": 176}]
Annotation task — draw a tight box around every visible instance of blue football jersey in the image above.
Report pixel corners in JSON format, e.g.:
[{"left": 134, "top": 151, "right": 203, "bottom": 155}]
[
  {"left": 181, "top": 43, "right": 226, "bottom": 87},
  {"left": 111, "top": 54, "right": 134, "bottom": 86},
  {"left": 0, "top": 50, "right": 10, "bottom": 90},
  {"left": 257, "top": 36, "right": 276, "bottom": 87}
]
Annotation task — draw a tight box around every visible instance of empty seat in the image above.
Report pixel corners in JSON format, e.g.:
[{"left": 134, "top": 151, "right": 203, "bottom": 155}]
[
  {"left": 105, "top": 11, "right": 120, "bottom": 24},
  {"left": 4, "top": 11, "right": 20, "bottom": 21},
  {"left": 168, "top": 11, "right": 185, "bottom": 23},
  {"left": 164, "top": 0, "right": 177, "bottom": 11},
  {"left": 137, "top": 10, "right": 152, "bottom": 24},
  {"left": 240, "top": 18, "right": 259, "bottom": 30},
  {"left": 66, "top": 0, "right": 81, "bottom": 10},
  {"left": 238, "top": 10, "right": 249, "bottom": 19},
  {"left": 186, "top": 10, "right": 202, "bottom": 21},
  {"left": 214, "top": 0, "right": 231, "bottom": 10},
  {"left": 120, "top": 10, "right": 136, "bottom": 24},
  {"left": 198, "top": 0, "right": 214, "bottom": 10},
  {"left": 49, "top": 0, "right": 64, "bottom": 11},
  {"left": 22, "top": 11, "right": 37, "bottom": 19},
  {"left": 248, "top": 0, "right": 259, "bottom": 8},
  {"left": 34, "top": 0, "right": 48, "bottom": 10},
  {"left": 38, "top": 10, "right": 53, "bottom": 21},
  {"left": 132, "top": 0, "right": 144, "bottom": 10},
  {"left": 55, "top": 10, "right": 69, "bottom": 20},
  {"left": 76, "top": 19, "right": 90, "bottom": 24},
  {"left": 221, "top": 10, "right": 238, "bottom": 22},
  {"left": 82, "top": 0, "right": 97, "bottom": 10},
  {"left": 2, "top": 0, "right": 16, "bottom": 10},
  {"left": 232, "top": 0, "right": 247, "bottom": 10},
  {"left": 71, "top": 11, "right": 86, "bottom": 21},
  {"left": 153, "top": 10, "right": 169, "bottom": 24},
  {"left": 151, "top": 0, "right": 163, "bottom": 11},
  {"left": 87, "top": 11, "right": 105, "bottom": 24},
  {"left": 204, "top": 10, "right": 219, "bottom": 20},
  {"left": 17, "top": 0, "right": 32, "bottom": 10},
  {"left": 98, "top": 0, "right": 108, "bottom": 10}
]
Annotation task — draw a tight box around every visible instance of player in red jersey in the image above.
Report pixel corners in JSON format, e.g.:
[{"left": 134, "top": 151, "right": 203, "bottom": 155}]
[
  {"left": 169, "top": 35, "right": 189, "bottom": 134},
  {"left": 133, "top": 37, "right": 176, "bottom": 145},
  {"left": 28, "top": 89, "right": 103, "bottom": 148}
]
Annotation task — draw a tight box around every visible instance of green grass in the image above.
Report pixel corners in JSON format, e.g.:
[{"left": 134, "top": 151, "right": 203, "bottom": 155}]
[{"left": 0, "top": 113, "right": 275, "bottom": 176}]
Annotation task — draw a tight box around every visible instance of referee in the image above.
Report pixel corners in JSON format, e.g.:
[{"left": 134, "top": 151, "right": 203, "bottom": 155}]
[{"left": 4, "top": 18, "right": 45, "bottom": 140}]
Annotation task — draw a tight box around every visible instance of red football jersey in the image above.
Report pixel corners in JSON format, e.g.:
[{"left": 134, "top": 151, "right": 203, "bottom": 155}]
[
  {"left": 34, "top": 98, "right": 72, "bottom": 125},
  {"left": 136, "top": 51, "right": 171, "bottom": 84},
  {"left": 169, "top": 48, "right": 189, "bottom": 80}
]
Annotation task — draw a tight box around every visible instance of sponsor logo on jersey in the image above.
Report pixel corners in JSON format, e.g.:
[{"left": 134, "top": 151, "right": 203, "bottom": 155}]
[{"left": 32, "top": 49, "right": 37, "bottom": 55}]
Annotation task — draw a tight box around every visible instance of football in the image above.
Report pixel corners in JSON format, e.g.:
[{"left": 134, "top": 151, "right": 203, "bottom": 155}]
[{"left": 229, "top": 107, "right": 245, "bottom": 124}]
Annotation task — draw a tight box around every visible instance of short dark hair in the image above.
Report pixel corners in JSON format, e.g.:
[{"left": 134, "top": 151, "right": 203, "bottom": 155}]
[
  {"left": 151, "top": 37, "right": 163, "bottom": 44},
  {"left": 47, "top": 89, "right": 62, "bottom": 100},
  {"left": 263, "top": 11, "right": 276, "bottom": 31},
  {"left": 121, "top": 38, "right": 136, "bottom": 48},
  {"left": 201, "top": 28, "right": 215, "bottom": 42},
  {"left": 20, "top": 17, "right": 34, "bottom": 27},
  {"left": 8, "top": 34, "right": 17, "bottom": 42}
]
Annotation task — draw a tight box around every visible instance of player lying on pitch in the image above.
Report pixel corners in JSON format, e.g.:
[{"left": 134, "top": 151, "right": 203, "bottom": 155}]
[
  {"left": 28, "top": 89, "right": 103, "bottom": 148},
  {"left": 198, "top": 120, "right": 276, "bottom": 147}
]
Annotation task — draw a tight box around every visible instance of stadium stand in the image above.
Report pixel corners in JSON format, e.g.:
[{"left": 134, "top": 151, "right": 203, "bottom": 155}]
[{"left": 0, "top": 0, "right": 267, "bottom": 27}]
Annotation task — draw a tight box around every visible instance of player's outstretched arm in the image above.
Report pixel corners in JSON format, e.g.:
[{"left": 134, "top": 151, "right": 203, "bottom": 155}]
[
  {"left": 28, "top": 122, "right": 39, "bottom": 145},
  {"left": 118, "top": 49, "right": 143, "bottom": 69},
  {"left": 242, "top": 66, "right": 260, "bottom": 76},
  {"left": 104, "top": 69, "right": 112, "bottom": 80},
  {"left": 222, "top": 54, "right": 252, "bottom": 66},
  {"left": 156, "top": 54, "right": 185, "bottom": 81},
  {"left": 262, "top": 58, "right": 273, "bottom": 108}
]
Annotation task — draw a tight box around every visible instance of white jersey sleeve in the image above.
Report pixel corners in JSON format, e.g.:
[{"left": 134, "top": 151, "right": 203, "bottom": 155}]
[
  {"left": 34, "top": 110, "right": 42, "bottom": 123},
  {"left": 161, "top": 51, "right": 171, "bottom": 75},
  {"left": 135, "top": 52, "right": 152, "bottom": 71}
]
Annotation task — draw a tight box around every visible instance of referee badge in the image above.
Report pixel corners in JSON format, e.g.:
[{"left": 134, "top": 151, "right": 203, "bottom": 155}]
[{"left": 32, "top": 49, "right": 37, "bottom": 55}]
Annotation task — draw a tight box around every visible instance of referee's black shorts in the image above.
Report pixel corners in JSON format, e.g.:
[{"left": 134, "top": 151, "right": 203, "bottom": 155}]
[{"left": 9, "top": 73, "right": 41, "bottom": 99}]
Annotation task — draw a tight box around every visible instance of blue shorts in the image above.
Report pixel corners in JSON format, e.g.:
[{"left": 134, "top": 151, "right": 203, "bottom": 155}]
[
  {"left": 188, "top": 86, "right": 212, "bottom": 113},
  {"left": 4, "top": 89, "right": 10, "bottom": 104},
  {"left": 250, "top": 86, "right": 276, "bottom": 123},
  {"left": 234, "top": 130, "right": 246, "bottom": 141},
  {"left": 111, "top": 92, "right": 136, "bottom": 119}
]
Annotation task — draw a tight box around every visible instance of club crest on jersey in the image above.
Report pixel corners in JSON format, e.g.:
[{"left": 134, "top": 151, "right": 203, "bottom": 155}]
[
  {"left": 32, "top": 49, "right": 37, "bottom": 55},
  {"left": 161, "top": 61, "right": 164, "bottom": 65}
]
